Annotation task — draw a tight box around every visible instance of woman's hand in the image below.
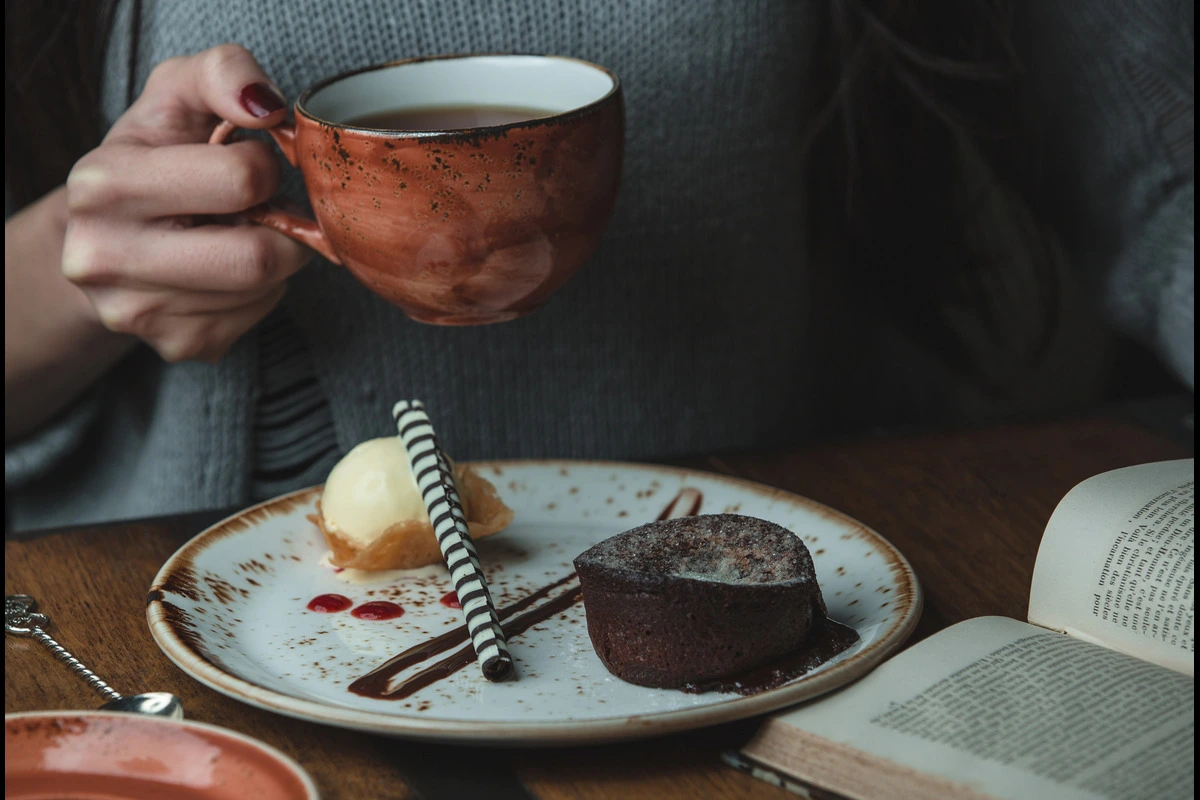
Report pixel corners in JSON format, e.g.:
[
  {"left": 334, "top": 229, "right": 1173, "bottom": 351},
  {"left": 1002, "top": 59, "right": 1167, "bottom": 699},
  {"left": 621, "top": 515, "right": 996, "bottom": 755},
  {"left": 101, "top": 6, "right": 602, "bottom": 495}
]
[{"left": 62, "top": 44, "right": 310, "bottom": 363}]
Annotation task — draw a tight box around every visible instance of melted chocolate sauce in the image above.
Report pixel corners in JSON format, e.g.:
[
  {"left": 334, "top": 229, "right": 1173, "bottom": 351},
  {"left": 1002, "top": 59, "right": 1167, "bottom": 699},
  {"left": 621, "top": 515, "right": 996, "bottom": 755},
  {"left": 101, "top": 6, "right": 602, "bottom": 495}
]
[
  {"left": 681, "top": 620, "right": 860, "bottom": 696},
  {"left": 348, "top": 573, "right": 579, "bottom": 699},
  {"left": 657, "top": 488, "right": 703, "bottom": 520},
  {"left": 360, "top": 586, "right": 584, "bottom": 700}
]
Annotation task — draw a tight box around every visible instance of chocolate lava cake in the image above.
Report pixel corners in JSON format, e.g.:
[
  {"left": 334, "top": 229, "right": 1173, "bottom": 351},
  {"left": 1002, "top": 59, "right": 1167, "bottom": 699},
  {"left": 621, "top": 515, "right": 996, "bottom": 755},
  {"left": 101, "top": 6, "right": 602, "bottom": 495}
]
[{"left": 573, "top": 513, "right": 828, "bottom": 689}]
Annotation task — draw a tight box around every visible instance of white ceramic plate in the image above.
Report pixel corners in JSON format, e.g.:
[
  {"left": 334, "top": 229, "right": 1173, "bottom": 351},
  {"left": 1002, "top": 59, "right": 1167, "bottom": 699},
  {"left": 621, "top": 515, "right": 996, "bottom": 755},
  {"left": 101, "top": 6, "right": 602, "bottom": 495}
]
[{"left": 148, "top": 460, "right": 921, "bottom": 745}]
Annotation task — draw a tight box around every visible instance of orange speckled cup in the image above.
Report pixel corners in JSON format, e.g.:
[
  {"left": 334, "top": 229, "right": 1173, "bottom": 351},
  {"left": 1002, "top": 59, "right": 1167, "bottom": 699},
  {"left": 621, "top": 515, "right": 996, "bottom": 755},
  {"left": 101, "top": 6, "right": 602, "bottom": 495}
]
[{"left": 211, "top": 54, "right": 623, "bottom": 325}]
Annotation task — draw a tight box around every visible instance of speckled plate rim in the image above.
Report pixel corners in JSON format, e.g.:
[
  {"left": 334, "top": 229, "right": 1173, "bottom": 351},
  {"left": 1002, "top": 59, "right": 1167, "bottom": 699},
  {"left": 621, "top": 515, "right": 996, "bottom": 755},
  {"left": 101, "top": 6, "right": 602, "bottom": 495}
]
[
  {"left": 147, "top": 459, "right": 922, "bottom": 746},
  {"left": 4, "top": 710, "right": 321, "bottom": 799}
]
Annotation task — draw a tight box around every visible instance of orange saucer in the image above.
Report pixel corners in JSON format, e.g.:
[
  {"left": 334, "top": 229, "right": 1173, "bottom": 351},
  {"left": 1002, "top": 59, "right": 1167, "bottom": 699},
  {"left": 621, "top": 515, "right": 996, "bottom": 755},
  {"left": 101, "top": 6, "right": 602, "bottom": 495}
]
[{"left": 5, "top": 711, "right": 318, "bottom": 800}]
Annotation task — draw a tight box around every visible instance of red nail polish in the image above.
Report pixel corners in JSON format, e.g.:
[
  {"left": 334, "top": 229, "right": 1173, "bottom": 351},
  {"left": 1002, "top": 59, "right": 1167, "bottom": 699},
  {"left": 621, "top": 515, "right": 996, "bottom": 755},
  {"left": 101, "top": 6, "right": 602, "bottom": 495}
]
[{"left": 239, "top": 82, "right": 286, "bottom": 118}]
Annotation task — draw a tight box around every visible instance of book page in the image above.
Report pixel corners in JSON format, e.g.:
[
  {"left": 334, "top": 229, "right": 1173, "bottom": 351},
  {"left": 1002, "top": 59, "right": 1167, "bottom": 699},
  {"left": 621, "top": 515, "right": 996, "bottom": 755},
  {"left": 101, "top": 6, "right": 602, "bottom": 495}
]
[
  {"left": 741, "top": 617, "right": 1194, "bottom": 800},
  {"left": 1028, "top": 459, "right": 1194, "bottom": 675}
]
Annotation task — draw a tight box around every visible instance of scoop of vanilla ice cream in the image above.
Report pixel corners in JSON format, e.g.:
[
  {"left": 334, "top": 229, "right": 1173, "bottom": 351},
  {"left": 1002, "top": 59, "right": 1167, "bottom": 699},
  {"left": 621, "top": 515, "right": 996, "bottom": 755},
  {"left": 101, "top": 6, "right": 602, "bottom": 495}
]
[{"left": 320, "top": 437, "right": 429, "bottom": 547}]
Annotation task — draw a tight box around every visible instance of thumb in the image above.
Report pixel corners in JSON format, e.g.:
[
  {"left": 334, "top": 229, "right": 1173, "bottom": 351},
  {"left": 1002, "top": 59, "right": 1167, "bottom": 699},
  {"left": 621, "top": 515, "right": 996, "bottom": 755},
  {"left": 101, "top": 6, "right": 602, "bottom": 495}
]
[{"left": 109, "top": 44, "right": 287, "bottom": 146}]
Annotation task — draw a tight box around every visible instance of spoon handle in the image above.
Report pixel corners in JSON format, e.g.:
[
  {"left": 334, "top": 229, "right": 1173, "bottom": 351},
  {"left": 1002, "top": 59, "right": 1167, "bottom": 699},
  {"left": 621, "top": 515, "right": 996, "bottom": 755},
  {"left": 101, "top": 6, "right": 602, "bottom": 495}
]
[
  {"left": 30, "top": 628, "right": 123, "bottom": 702},
  {"left": 5, "top": 594, "right": 122, "bottom": 702}
]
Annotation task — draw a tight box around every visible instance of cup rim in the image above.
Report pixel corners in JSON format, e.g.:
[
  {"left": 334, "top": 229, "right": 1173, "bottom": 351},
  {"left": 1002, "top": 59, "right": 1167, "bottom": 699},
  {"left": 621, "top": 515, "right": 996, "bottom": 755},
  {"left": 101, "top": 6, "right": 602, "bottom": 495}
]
[
  {"left": 295, "top": 52, "right": 621, "bottom": 138},
  {"left": 5, "top": 710, "right": 321, "bottom": 800}
]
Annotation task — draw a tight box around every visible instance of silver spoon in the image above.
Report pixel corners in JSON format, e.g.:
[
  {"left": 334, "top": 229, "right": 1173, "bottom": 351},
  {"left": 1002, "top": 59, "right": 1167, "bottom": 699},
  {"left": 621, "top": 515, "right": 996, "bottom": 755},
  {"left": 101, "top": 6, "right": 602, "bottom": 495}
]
[{"left": 5, "top": 594, "right": 184, "bottom": 720}]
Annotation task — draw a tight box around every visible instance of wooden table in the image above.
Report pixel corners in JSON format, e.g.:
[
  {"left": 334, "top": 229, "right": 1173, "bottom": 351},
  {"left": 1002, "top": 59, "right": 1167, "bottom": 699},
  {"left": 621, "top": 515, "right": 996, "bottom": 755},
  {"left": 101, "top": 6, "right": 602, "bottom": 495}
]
[{"left": 5, "top": 411, "right": 1191, "bottom": 799}]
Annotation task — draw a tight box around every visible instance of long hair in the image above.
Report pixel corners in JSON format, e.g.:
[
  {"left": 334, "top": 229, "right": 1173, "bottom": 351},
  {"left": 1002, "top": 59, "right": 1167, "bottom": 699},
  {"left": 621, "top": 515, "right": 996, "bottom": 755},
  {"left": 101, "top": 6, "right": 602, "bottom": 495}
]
[
  {"left": 807, "top": 0, "right": 1059, "bottom": 390},
  {"left": 4, "top": 0, "right": 124, "bottom": 209}
]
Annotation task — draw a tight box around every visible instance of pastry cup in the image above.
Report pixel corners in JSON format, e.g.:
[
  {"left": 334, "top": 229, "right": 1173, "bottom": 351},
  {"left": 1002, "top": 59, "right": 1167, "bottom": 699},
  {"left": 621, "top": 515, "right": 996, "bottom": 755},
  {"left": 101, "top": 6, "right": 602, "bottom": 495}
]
[{"left": 317, "top": 466, "right": 514, "bottom": 570}]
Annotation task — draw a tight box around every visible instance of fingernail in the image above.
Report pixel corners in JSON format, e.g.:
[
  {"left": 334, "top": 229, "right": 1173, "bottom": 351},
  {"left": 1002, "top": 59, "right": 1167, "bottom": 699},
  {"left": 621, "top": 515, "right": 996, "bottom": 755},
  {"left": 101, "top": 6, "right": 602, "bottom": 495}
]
[{"left": 239, "top": 82, "right": 286, "bottom": 118}]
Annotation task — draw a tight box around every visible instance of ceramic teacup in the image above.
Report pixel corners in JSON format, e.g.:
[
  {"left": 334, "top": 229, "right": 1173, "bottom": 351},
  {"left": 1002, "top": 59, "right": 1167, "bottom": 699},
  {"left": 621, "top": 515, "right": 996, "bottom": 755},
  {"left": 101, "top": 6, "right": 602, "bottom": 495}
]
[{"left": 211, "top": 54, "right": 624, "bottom": 325}]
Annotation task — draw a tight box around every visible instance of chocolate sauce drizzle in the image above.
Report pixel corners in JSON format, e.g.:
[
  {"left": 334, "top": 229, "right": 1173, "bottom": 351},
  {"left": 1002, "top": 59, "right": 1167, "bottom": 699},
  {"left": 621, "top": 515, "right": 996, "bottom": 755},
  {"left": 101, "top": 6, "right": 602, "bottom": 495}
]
[
  {"left": 657, "top": 488, "right": 703, "bottom": 520},
  {"left": 681, "top": 619, "right": 860, "bottom": 696},
  {"left": 349, "top": 573, "right": 580, "bottom": 700}
]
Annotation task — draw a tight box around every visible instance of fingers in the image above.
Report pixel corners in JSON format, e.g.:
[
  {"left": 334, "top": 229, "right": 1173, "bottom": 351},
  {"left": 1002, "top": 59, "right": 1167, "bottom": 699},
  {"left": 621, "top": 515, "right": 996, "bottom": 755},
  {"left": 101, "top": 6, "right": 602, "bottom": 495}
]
[
  {"left": 64, "top": 220, "right": 311, "bottom": 292},
  {"left": 87, "top": 282, "right": 288, "bottom": 363},
  {"left": 67, "top": 139, "right": 283, "bottom": 218},
  {"left": 110, "top": 44, "right": 287, "bottom": 146},
  {"left": 63, "top": 43, "right": 304, "bottom": 365},
  {"left": 155, "top": 284, "right": 289, "bottom": 363}
]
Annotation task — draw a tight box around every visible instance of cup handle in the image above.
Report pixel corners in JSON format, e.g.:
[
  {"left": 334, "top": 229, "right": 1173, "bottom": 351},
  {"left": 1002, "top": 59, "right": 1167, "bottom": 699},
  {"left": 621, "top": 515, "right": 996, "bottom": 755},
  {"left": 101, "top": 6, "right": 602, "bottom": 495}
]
[{"left": 208, "top": 120, "right": 341, "bottom": 265}]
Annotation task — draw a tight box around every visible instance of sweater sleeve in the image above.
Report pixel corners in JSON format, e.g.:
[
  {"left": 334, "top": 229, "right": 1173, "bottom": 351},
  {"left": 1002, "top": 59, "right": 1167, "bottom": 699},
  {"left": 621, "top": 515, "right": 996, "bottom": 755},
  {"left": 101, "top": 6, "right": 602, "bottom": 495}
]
[
  {"left": 1108, "top": 181, "right": 1194, "bottom": 387},
  {"left": 4, "top": 187, "right": 110, "bottom": 490},
  {"left": 5, "top": 388, "right": 104, "bottom": 490},
  {"left": 1021, "top": 0, "right": 1194, "bottom": 389}
]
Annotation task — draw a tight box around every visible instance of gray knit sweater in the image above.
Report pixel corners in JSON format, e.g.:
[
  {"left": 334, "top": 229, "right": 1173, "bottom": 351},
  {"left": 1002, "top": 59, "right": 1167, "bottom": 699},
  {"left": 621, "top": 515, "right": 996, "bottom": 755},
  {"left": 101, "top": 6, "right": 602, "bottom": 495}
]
[{"left": 5, "top": 0, "right": 1194, "bottom": 530}]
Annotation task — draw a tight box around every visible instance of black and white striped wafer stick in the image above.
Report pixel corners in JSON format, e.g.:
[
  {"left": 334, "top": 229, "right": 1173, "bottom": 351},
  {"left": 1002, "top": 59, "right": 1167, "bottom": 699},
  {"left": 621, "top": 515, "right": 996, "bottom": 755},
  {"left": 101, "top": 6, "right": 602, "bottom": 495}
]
[{"left": 393, "top": 400, "right": 515, "bottom": 682}]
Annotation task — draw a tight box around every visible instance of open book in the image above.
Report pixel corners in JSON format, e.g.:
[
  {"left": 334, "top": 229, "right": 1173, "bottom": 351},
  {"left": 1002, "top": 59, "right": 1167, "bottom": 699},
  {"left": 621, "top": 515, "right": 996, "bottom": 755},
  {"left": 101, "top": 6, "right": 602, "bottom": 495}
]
[{"left": 730, "top": 459, "right": 1194, "bottom": 800}]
